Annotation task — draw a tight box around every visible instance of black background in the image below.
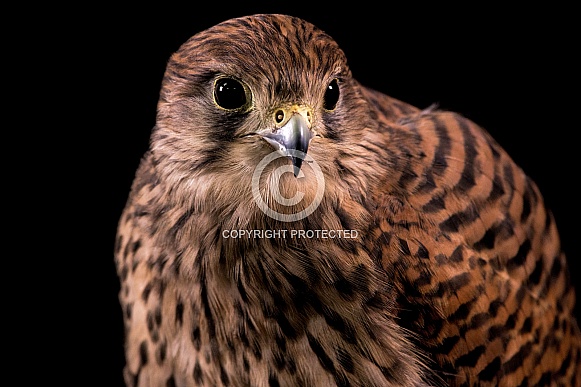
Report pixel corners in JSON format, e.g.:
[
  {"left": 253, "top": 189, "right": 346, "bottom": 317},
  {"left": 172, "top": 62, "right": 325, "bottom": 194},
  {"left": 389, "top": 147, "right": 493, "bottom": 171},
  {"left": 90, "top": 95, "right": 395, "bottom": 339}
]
[{"left": 94, "top": 4, "right": 578, "bottom": 386}]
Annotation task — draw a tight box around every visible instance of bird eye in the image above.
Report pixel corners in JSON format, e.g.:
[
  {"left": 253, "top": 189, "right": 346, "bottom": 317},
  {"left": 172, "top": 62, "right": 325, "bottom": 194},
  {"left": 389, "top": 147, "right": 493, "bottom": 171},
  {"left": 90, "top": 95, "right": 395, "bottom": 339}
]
[
  {"left": 213, "top": 77, "right": 249, "bottom": 110},
  {"left": 323, "top": 78, "right": 340, "bottom": 111}
]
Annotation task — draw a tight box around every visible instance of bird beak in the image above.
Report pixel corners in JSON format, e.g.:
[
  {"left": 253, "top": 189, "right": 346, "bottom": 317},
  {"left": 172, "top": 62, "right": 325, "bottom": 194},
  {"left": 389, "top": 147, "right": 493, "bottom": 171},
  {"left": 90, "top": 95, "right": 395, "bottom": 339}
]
[{"left": 260, "top": 112, "right": 313, "bottom": 177}]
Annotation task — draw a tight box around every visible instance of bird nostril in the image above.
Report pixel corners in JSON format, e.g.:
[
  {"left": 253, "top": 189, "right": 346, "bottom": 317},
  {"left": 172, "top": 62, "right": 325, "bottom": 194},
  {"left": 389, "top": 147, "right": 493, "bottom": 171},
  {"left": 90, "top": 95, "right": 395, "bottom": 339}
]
[{"left": 274, "top": 109, "right": 285, "bottom": 124}]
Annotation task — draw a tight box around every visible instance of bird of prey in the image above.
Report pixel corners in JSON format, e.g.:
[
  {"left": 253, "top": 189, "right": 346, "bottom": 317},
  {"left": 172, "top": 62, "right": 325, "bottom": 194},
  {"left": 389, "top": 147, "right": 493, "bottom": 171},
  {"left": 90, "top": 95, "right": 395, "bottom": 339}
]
[{"left": 115, "top": 13, "right": 581, "bottom": 386}]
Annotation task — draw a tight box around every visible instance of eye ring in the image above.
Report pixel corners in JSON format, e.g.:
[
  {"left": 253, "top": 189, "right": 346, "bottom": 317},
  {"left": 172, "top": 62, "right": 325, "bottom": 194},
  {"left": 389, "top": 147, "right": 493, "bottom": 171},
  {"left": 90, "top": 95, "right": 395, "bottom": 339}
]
[
  {"left": 213, "top": 76, "right": 252, "bottom": 111},
  {"left": 323, "top": 78, "right": 340, "bottom": 111}
]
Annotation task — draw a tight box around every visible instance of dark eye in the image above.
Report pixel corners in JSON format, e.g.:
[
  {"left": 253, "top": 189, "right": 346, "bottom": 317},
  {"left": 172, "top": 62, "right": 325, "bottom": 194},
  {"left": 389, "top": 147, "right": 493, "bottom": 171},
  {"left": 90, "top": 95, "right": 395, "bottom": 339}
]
[
  {"left": 214, "top": 77, "right": 248, "bottom": 110},
  {"left": 323, "top": 78, "right": 340, "bottom": 111}
]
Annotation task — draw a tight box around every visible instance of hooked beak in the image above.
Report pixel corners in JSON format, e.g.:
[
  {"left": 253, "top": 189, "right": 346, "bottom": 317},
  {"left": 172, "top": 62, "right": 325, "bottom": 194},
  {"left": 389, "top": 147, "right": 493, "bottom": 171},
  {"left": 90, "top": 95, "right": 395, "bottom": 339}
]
[{"left": 260, "top": 112, "right": 313, "bottom": 177}]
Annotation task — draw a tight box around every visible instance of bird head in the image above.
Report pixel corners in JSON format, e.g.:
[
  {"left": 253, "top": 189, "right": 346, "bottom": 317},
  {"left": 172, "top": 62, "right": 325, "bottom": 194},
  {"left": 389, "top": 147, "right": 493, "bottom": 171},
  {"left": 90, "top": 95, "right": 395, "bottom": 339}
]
[{"left": 150, "top": 14, "right": 380, "bottom": 225}]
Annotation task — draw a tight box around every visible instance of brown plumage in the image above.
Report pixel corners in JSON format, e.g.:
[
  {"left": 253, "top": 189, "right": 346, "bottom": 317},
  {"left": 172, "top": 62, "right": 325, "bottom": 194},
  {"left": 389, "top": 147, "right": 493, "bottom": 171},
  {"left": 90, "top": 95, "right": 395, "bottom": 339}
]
[{"left": 115, "top": 14, "right": 581, "bottom": 386}]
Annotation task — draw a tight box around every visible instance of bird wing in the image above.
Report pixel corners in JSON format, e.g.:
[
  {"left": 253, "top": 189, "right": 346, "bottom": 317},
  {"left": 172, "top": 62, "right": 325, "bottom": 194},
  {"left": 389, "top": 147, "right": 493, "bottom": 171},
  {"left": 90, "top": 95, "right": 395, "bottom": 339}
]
[{"left": 361, "top": 85, "right": 581, "bottom": 385}]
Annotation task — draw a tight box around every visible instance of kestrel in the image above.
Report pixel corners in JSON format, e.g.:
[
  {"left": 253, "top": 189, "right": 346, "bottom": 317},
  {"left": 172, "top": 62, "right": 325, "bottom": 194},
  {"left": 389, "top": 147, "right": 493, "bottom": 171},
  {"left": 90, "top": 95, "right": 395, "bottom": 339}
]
[{"left": 115, "top": 14, "right": 581, "bottom": 386}]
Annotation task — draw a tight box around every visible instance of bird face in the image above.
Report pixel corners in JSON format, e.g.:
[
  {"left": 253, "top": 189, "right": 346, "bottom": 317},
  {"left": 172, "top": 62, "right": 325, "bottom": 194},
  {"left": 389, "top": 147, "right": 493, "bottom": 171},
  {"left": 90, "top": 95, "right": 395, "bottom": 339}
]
[{"left": 150, "top": 14, "right": 375, "bottom": 221}]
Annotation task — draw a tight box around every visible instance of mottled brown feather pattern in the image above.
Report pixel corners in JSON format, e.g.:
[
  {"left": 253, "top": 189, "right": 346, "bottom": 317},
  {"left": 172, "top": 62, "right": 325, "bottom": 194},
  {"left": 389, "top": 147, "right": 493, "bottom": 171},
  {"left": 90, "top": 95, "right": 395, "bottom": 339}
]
[{"left": 115, "top": 14, "right": 580, "bottom": 386}]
